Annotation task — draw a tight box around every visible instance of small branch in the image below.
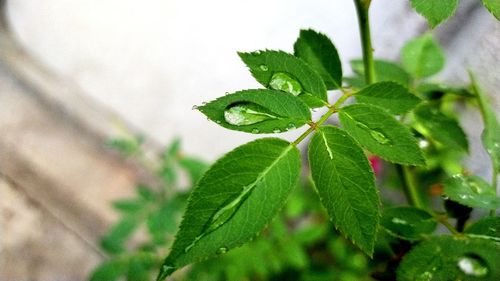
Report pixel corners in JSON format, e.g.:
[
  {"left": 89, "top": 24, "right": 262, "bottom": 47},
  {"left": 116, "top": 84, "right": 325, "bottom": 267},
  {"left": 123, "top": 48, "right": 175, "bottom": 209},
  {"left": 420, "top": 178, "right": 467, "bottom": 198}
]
[{"left": 354, "top": 0, "right": 376, "bottom": 85}]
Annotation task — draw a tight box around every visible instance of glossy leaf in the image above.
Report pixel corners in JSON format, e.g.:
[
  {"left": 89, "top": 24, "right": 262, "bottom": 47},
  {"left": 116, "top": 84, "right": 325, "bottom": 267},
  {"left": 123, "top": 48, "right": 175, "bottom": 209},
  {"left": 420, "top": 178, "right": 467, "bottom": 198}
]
[
  {"left": 465, "top": 217, "right": 500, "bottom": 240},
  {"left": 238, "top": 50, "right": 327, "bottom": 107},
  {"left": 355, "top": 82, "right": 421, "bottom": 115},
  {"left": 308, "top": 126, "right": 380, "bottom": 256},
  {"left": 198, "top": 89, "right": 311, "bottom": 134},
  {"left": 410, "top": 0, "right": 458, "bottom": 27},
  {"left": 157, "top": 138, "right": 301, "bottom": 280},
  {"left": 293, "top": 29, "right": 342, "bottom": 90},
  {"left": 401, "top": 34, "right": 445, "bottom": 78},
  {"left": 350, "top": 59, "right": 411, "bottom": 87},
  {"left": 413, "top": 104, "right": 468, "bottom": 152},
  {"left": 471, "top": 74, "right": 500, "bottom": 174},
  {"left": 397, "top": 235, "right": 500, "bottom": 281},
  {"left": 482, "top": 0, "right": 500, "bottom": 20},
  {"left": 444, "top": 175, "right": 500, "bottom": 210},
  {"left": 381, "top": 207, "right": 436, "bottom": 241},
  {"left": 339, "top": 104, "right": 425, "bottom": 166}
]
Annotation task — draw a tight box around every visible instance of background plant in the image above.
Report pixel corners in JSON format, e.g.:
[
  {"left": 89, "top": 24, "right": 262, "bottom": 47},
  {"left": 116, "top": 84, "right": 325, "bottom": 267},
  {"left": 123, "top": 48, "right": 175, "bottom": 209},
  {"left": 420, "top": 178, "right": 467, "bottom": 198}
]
[{"left": 92, "top": 1, "right": 500, "bottom": 280}]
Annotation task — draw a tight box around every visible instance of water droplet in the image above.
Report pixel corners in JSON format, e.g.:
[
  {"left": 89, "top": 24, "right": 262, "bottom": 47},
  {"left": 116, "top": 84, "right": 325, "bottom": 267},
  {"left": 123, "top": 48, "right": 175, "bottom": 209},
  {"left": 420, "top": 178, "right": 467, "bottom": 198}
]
[
  {"left": 259, "top": 64, "right": 269, "bottom": 71},
  {"left": 353, "top": 120, "right": 392, "bottom": 145},
  {"left": 416, "top": 271, "right": 433, "bottom": 281},
  {"left": 269, "top": 72, "right": 303, "bottom": 96},
  {"left": 287, "top": 123, "right": 296, "bottom": 130},
  {"left": 192, "top": 105, "right": 199, "bottom": 110},
  {"left": 216, "top": 247, "right": 228, "bottom": 255},
  {"left": 391, "top": 217, "right": 409, "bottom": 225},
  {"left": 252, "top": 128, "right": 260, "bottom": 134},
  {"left": 224, "top": 102, "right": 279, "bottom": 126},
  {"left": 216, "top": 120, "right": 221, "bottom": 124},
  {"left": 419, "top": 139, "right": 429, "bottom": 149},
  {"left": 273, "top": 128, "right": 281, "bottom": 133},
  {"left": 158, "top": 264, "right": 177, "bottom": 280},
  {"left": 457, "top": 255, "right": 489, "bottom": 277}
]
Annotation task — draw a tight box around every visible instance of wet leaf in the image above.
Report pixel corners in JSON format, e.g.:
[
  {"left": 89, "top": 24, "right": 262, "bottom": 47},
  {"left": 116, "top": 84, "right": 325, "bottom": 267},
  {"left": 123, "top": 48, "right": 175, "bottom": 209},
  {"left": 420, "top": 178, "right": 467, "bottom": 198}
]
[
  {"left": 401, "top": 34, "right": 445, "bottom": 78},
  {"left": 157, "top": 138, "right": 301, "bottom": 280},
  {"left": 381, "top": 207, "right": 436, "bottom": 241},
  {"left": 339, "top": 104, "right": 425, "bottom": 166},
  {"left": 198, "top": 89, "right": 311, "bottom": 134},
  {"left": 444, "top": 175, "right": 500, "bottom": 210},
  {"left": 355, "top": 82, "right": 421, "bottom": 115},
  {"left": 465, "top": 217, "right": 500, "bottom": 241},
  {"left": 238, "top": 50, "right": 327, "bottom": 107}
]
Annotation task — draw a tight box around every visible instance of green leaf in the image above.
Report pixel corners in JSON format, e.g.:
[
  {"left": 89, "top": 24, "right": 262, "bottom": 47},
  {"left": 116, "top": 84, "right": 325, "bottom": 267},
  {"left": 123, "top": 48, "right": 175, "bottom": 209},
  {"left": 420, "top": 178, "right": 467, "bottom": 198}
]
[
  {"left": 293, "top": 29, "right": 342, "bottom": 90},
  {"left": 471, "top": 73, "right": 500, "bottom": 174},
  {"left": 443, "top": 175, "right": 500, "bottom": 210},
  {"left": 147, "top": 197, "right": 185, "bottom": 245},
  {"left": 381, "top": 207, "right": 436, "bottom": 241},
  {"left": 482, "top": 0, "right": 500, "bottom": 20},
  {"left": 136, "top": 185, "right": 156, "bottom": 202},
  {"left": 465, "top": 217, "right": 500, "bottom": 240},
  {"left": 355, "top": 82, "right": 421, "bottom": 115},
  {"left": 308, "top": 126, "right": 380, "bottom": 256},
  {"left": 100, "top": 217, "right": 140, "bottom": 254},
  {"left": 410, "top": 0, "right": 458, "bottom": 27},
  {"left": 157, "top": 138, "right": 301, "bottom": 280},
  {"left": 112, "top": 199, "right": 146, "bottom": 214},
  {"left": 401, "top": 34, "right": 445, "bottom": 78},
  {"left": 413, "top": 103, "right": 469, "bottom": 152},
  {"left": 238, "top": 50, "right": 327, "bottom": 107},
  {"left": 338, "top": 104, "right": 425, "bottom": 166},
  {"left": 397, "top": 235, "right": 500, "bottom": 281},
  {"left": 416, "top": 83, "right": 474, "bottom": 99},
  {"left": 350, "top": 59, "right": 411, "bottom": 87},
  {"left": 198, "top": 89, "right": 311, "bottom": 134}
]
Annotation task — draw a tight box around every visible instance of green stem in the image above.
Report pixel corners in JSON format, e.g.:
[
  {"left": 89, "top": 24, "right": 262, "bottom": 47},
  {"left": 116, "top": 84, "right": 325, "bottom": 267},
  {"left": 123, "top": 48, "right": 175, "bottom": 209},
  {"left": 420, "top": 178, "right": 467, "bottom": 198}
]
[
  {"left": 354, "top": 0, "right": 375, "bottom": 85},
  {"left": 396, "top": 165, "right": 424, "bottom": 209},
  {"left": 292, "top": 93, "right": 353, "bottom": 146}
]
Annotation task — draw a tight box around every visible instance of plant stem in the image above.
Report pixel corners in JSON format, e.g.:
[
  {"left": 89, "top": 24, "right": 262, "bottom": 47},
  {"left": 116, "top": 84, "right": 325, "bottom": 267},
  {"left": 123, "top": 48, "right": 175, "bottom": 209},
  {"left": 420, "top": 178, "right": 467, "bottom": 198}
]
[
  {"left": 395, "top": 165, "right": 424, "bottom": 209},
  {"left": 354, "top": 0, "right": 375, "bottom": 84},
  {"left": 292, "top": 93, "right": 353, "bottom": 146}
]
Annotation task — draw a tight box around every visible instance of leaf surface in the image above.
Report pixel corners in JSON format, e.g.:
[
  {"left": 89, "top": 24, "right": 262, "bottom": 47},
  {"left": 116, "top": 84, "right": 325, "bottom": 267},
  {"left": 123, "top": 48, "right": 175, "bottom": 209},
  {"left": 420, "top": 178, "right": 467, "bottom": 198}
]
[
  {"left": 414, "top": 104, "right": 468, "bottom": 152},
  {"left": 444, "top": 175, "right": 500, "bottom": 210},
  {"left": 397, "top": 235, "right": 500, "bottom": 281},
  {"left": 294, "top": 29, "right": 342, "bottom": 90},
  {"left": 308, "top": 126, "right": 380, "bottom": 255},
  {"left": 381, "top": 207, "right": 436, "bottom": 241},
  {"left": 339, "top": 104, "right": 425, "bottom": 165},
  {"left": 198, "top": 89, "right": 311, "bottom": 134},
  {"left": 410, "top": 0, "right": 458, "bottom": 27},
  {"left": 238, "top": 50, "right": 327, "bottom": 107},
  {"left": 349, "top": 59, "right": 410, "bottom": 87},
  {"left": 355, "top": 82, "right": 421, "bottom": 115},
  {"left": 465, "top": 217, "right": 500, "bottom": 240},
  {"left": 157, "top": 138, "right": 301, "bottom": 280},
  {"left": 401, "top": 34, "right": 445, "bottom": 78}
]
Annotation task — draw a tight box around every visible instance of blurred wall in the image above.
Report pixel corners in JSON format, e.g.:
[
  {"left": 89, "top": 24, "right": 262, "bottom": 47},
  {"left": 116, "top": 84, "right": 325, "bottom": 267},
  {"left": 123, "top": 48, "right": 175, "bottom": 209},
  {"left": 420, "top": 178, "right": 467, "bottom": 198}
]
[{"left": 6, "top": 0, "right": 426, "bottom": 160}]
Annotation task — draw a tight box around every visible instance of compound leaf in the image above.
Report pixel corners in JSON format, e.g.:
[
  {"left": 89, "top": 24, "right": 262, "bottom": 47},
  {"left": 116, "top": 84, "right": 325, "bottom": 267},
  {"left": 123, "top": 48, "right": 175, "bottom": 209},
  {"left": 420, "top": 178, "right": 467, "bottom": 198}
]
[
  {"left": 355, "top": 82, "right": 421, "bottom": 115},
  {"left": 238, "top": 50, "right": 327, "bottom": 107},
  {"left": 198, "top": 89, "right": 311, "bottom": 134},
  {"left": 397, "top": 235, "right": 500, "bottom": 281},
  {"left": 444, "top": 175, "right": 500, "bottom": 210},
  {"left": 157, "top": 138, "right": 301, "bottom": 280},
  {"left": 339, "top": 104, "right": 425, "bottom": 165},
  {"left": 410, "top": 0, "right": 459, "bottom": 27},
  {"left": 308, "top": 126, "right": 380, "bottom": 256},
  {"left": 294, "top": 29, "right": 342, "bottom": 90},
  {"left": 401, "top": 34, "right": 445, "bottom": 78}
]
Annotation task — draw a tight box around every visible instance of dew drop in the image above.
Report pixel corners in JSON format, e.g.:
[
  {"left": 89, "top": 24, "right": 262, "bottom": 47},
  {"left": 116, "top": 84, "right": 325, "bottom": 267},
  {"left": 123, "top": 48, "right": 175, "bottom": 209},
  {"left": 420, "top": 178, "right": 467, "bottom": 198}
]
[
  {"left": 416, "top": 271, "right": 433, "bottom": 281},
  {"left": 216, "top": 247, "right": 228, "bottom": 255},
  {"left": 259, "top": 64, "right": 269, "bottom": 71},
  {"left": 391, "top": 217, "right": 409, "bottom": 225},
  {"left": 224, "top": 92, "right": 229, "bottom": 96},
  {"left": 269, "top": 72, "right": 303, "bottom": 96},
  {"left": 252, "top": 128, "right": 260, "bottom": 134},
  {"left": 457, "top": 255, "right": 489, "bottom": 277},
  {"left": 216, "top": 120, "right": 221, "bottom": 124},
  {"left": 353, "top": 121, "right": 392, "bottom": 145},
  {"left": 224, "top": 102, "right": 279, "bottom": 126},
  {"left": 273, "top": 128, "right": 281, "bottom": 133},
  {"left": 287, "top": 123, "right": 296, "bottom": 131}
]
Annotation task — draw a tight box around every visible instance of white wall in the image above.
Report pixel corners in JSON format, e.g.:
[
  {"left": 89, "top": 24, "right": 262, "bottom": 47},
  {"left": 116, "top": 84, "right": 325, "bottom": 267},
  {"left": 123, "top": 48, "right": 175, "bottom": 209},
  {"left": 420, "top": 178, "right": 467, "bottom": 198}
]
[{"left": 6, "top": 0, "right": 425, "bottom": 159}]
